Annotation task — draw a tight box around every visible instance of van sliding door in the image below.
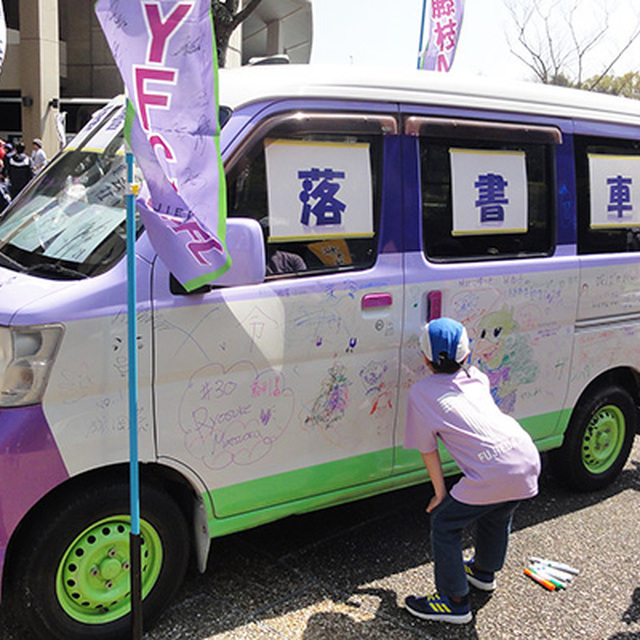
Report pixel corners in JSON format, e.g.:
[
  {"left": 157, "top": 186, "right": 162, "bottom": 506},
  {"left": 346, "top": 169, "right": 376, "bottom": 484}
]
[{"left": 394, "top": 112, "right": 577, "bottom": 477}]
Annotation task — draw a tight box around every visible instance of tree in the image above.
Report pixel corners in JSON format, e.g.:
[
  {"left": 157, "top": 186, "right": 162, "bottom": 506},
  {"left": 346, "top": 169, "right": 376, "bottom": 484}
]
[
  {"left": 212, "top": 0, "right": 264, "bottom": 67},
  {"left": 504, "top": 0, "right": 640, "bottom": 90},
  {"left": 583, "top": 71, "right": 640, "bottom": 99}
]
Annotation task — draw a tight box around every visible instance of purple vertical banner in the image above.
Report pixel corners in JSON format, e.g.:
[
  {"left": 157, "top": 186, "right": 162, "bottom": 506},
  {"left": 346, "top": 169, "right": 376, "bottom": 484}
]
[
  {"left": 419, "top": 0, "right": 465, "bottom": 72},
  {"left": 0, "top": 1, "right": 6, "bottom": 72},
  {"left": 95, "top": 0, "right": 230, "bottom": 291}
]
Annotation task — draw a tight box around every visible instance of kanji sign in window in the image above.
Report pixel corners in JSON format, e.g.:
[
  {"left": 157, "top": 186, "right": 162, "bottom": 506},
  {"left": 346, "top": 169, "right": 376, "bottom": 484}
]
[
  {"left": 450, "top": 149, "right": 528, "bottom": 236},
  {"left": 264, "top": 139, "right": 374, "bottom": 242},
  {"left": 588, "top": 154, "right": 640, "bottom": 229}
]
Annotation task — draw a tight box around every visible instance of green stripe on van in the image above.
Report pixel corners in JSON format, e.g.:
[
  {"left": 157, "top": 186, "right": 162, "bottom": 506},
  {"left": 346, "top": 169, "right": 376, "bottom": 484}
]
[
  {"left": 204, "top": 408, "right": 570, "bottom": 538},
  {"left": 521, "top": 408, "right": 571, "bottom": 446},
  {"left": 210, "top": 448, "right": 393, "bottom": 519}
]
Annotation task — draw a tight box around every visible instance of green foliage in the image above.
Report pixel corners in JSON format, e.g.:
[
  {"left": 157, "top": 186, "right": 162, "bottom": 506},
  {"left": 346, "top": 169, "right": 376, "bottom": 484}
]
[{"left": 582, "top": 72, "right": 640, "bottom": 99}]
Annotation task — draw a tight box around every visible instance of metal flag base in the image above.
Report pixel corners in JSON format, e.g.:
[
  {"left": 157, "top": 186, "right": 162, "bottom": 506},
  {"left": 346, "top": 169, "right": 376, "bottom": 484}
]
[{"left": 130, "top": 532, "right": 143, "bottom": 639}]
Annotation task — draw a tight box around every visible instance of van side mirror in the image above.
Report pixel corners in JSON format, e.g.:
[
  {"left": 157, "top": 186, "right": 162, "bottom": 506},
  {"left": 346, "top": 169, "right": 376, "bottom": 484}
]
[
  {"left": 215, "top": 217, "right": 266, "bottom": 286},
  {"left": 169, "top": 218, "right": 267, "bottom": 296},
  {"left": 170, "top": 217, "right": 265, "bottom": 294}
]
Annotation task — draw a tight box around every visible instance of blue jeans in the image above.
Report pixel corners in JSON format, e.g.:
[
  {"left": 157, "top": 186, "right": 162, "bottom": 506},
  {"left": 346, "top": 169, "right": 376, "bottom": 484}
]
[{"left": 430, "top": 495, "right": 521, "bottom": 599}]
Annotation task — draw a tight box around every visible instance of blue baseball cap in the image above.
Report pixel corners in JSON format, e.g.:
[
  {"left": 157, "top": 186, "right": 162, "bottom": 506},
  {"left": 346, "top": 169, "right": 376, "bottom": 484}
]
[{"left": 420, "top": 318, "right": 470, "bottom": 364}]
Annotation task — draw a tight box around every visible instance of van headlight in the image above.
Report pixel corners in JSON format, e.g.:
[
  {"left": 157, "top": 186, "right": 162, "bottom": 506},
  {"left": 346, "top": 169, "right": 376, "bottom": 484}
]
[{"left": 0, "top": 325, "right": 64, "bottom": 406}]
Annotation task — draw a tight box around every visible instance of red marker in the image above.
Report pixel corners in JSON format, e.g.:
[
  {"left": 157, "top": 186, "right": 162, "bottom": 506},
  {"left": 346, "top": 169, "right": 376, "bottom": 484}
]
[{"left": 524, "top": 567, "right": 557, "bottom": 591}]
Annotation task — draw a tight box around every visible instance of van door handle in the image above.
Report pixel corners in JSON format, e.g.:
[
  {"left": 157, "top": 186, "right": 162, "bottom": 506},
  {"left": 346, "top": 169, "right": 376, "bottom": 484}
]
[
  {"left": 427, "top": 290, "right": 442, "bottom": 321},
  {"left": 361, "top": 293, "right": 393, "bottom": 309}
]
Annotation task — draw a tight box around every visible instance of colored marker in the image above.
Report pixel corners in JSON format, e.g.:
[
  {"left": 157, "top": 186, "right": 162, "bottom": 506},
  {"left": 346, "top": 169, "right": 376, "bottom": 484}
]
[
  {"left": 529, "top": 566, "right": 567, "bottom": 589},
  {"left": 530, "top": 557, "right": 579, "bottom": 575},
  {"left": 524, "top": 567, "right": 557, "bottom": 591},
  {"left": 531, "top": 563, "right": 573, "bottom": 582}
]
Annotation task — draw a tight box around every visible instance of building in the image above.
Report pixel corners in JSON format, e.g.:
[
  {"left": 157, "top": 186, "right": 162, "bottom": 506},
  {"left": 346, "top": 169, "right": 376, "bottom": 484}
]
[{"left": 0, "top": 0, "right": 312, "bottom": 155}]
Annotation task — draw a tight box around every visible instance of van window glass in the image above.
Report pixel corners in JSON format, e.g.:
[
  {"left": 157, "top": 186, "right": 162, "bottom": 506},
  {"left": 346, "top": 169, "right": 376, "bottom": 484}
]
[
  {"left": 417, "top": 126, "right": 555, "bottom": 261},
  {"left": 226, "top": 114, "right": 383, "bottom": 277},
  {"left": 0, "top": 104, "right": 145, "bottom": 278},
  {"left": 574, "top": 136, "right": 640, "bottom": 254}
]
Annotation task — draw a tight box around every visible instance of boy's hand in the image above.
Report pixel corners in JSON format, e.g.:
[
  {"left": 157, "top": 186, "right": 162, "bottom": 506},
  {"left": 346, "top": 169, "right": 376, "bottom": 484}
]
[
  {"left": 426, "top": 492, "right": 446, "bottom": 513},
  {"left": 421, "top": 451, "right": 447, "bottom": 513}
]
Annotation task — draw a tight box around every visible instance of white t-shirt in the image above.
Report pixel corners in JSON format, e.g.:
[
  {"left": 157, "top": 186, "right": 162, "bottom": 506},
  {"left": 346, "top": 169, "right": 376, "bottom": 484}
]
[
  {"left": 31, "top": 147, "right": 47, "bottom": 173},
  {"left": 404, "top": 366, "right": 540, "bottom": 505}
]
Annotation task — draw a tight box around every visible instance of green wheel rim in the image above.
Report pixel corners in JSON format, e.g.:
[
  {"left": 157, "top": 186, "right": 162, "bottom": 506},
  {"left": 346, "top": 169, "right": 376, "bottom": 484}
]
[
  {"left": 55, "top": 516, "right": 163, "bottom": 624},
  {"left": 582, "top": 403, "right": 626, "bottom": 474}
]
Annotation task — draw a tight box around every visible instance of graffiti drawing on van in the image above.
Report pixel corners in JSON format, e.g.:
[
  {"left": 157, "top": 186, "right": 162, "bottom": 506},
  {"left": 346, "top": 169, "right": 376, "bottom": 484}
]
[
  {"left": 179, "top": 361, "right": 294, "bottom": 470},
  {"left": 472, "top": 306, "right": 539, "bottom": 414},
  {"left": 304, "top": 361, "right": 352, "bottom": 431}
]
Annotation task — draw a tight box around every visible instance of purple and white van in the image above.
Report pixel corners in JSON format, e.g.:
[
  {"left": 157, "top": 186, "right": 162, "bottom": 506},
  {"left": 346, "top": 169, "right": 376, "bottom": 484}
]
[{"left": 0, "top": 65, "right": 638, "bottom": 638}]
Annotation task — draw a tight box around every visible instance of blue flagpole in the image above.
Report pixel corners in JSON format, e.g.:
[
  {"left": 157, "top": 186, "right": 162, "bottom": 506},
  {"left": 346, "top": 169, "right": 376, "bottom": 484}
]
[
  {"left": 417, "top": 0, "right": 429, "bottom": 69},
  {"left": 126, "top": 148, "right": 143, "bottom": 640}
]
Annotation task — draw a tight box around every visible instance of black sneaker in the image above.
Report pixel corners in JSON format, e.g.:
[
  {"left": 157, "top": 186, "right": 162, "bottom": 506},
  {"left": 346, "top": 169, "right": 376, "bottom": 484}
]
[
  {"left": 464, "top": 559, "right": 497, "bottom": 591},
  {"left": 404, "top": 593, "right": 472, "bottom": 624}
]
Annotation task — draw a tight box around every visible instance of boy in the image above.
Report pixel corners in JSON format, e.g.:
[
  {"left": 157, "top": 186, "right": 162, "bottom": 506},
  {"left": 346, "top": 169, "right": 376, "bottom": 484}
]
[{"left": 404, "top": 318, "right": 541, "bottom": 624}]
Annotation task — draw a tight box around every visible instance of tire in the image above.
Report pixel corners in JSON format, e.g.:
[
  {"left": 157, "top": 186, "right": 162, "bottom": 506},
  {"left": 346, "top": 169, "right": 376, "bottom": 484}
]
[
  {"left": 5, "top": 479, "right": 189, "bottom": 640},
  {"left": 550, "top": 384, "right": 637, "bottom": 491}
]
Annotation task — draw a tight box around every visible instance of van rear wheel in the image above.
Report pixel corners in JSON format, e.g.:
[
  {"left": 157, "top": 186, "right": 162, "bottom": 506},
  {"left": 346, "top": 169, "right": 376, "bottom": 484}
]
[
  {"left": 550, "top": 384, "right": 636, "bottom": 491},
  {"left": 6, "top": 480, "right": 189, "bottom": 640}
]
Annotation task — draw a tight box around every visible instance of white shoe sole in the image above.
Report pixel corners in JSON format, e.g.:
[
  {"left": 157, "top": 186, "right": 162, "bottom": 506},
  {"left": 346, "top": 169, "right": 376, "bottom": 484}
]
[{"left": 466, "top": 573, "right": 497, "bottom": 592}]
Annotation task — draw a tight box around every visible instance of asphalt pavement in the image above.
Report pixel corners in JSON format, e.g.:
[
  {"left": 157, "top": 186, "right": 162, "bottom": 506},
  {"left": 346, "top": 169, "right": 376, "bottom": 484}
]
[{"left": 2, "top": 438, "right": 640, "bottom": 640}]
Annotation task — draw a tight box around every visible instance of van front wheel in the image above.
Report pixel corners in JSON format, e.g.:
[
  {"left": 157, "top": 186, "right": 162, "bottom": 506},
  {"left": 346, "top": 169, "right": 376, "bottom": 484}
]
[
  {"left": 6, "top": 480, "right": 189, "bottom": 640},
  {"left": 550, "top": 385, "right": 636, "bottom": 491}
]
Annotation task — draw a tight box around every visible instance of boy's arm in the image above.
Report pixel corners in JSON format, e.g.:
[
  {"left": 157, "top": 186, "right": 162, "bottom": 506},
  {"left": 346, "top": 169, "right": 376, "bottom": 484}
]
[{"left": 421, "top": 450, "right": 447, "bottom": 513}]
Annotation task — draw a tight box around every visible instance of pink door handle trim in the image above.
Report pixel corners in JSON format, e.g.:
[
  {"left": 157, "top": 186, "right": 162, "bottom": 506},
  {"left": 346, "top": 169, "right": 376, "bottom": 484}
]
[
  {"left": 427, "top": 290, "right": 442, "bottom": 321},
  {"left": 362, "top": 293, "right": 393, "bottom": 309}
]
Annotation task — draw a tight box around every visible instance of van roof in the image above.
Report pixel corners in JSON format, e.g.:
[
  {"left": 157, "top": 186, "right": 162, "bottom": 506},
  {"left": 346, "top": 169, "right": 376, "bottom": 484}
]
[{"left": 218, "top": 64, "right": 640, "bottom": 127}]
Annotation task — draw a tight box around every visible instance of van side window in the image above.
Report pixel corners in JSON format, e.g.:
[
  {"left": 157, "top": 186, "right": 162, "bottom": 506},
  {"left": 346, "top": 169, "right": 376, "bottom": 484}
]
[
  {"left": 574, "top": 136, "right": 640, "bottom": 254},
  {"left": 226, "top": 112, "right": 388, "bottom": 278},
  {"left": 410, "top": 118, "right": 558, "bottom": 261}
]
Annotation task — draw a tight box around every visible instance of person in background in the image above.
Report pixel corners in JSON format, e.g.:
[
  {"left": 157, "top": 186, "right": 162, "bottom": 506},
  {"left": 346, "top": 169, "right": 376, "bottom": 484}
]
[
  {"left": 2, "top": 142, "right": 13, "bottom": 170},
  {"left": 31, "top": 138, "right": 47, "bottom": 173},
  {"left": 6, "top": 141, "right": 34, "bottom": 199},
  {"left": 403, "top": 318, "right": 541, "bottom": 624},
  {"left": 1, "top": 142, "right": 13, "bottom": 184}
]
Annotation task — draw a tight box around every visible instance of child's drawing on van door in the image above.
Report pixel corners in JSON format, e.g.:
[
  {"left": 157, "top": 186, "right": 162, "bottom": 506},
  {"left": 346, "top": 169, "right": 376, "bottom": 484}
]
[
  {"left": 305, "top": 361, "right": 351, "bottom": 430},
  {"left": 472, "top": 306, "right": 539, "bottom": 414}
]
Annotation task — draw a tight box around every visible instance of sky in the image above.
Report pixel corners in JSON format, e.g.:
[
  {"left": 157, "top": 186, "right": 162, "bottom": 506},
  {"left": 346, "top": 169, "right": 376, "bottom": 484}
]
[{"left": 309, "top": 0, "right": 640, "bottom": 83}]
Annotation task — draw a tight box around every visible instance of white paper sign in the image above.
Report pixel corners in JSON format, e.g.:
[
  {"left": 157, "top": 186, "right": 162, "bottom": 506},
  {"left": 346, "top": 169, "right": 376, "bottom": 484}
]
[
  {"left": 450, "top": 149, "right": 527, "bottom": 236},
  {"left": 265, "top": 139, "right": 374, "bottom": 241},
  {"left": 588, "top": 154, "right": 640, "bottom": 228}
]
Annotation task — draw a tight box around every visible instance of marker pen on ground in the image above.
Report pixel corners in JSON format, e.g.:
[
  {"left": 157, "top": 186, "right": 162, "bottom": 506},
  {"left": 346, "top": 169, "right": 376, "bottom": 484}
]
[
  {"left": 531, "top": 563, "right": 573, "bottom": 582},
  {"left": 524, "top": 567, "right": 557, "bottom": 591},
  {"left": 529, "top": 566, "right": 567, "bottom": 589},
  {"left": 530, "top": 557, "right": 579, "bottom": 575}
]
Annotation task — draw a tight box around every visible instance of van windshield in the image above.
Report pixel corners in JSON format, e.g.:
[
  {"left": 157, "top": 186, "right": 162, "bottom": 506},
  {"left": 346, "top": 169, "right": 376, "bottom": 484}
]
[
  {"left": 0, "top": 103, "right": 134, "bottom": 278},
  {"left": 0, "top": 102, "right": 232, "bottom": 279}
]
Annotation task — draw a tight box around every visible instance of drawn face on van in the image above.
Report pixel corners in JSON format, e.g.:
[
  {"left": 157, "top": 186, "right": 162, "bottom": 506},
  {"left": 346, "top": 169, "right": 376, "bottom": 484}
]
[{"left": 474, "top": 306, "right": 518, "bottom": 370}]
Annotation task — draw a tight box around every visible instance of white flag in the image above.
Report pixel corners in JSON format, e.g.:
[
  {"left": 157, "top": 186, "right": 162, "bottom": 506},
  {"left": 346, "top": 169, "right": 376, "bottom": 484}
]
[{"left": 0, "top": 3, "right": 6, "bottom": 72}]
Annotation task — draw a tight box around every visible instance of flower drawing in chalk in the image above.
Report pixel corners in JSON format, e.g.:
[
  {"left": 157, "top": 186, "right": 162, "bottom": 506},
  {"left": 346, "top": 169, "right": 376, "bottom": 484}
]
[{"left": 305, "top": 362, "right": 351, "bottom": 430}]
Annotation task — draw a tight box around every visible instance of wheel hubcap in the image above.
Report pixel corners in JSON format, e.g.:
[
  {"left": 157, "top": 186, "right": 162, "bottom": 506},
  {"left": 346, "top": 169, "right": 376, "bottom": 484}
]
[
  {"left": 55, "top": 516, "right": 163, "bottom": 624},
  {"left": 582, "top": 404, "right": 625, "bottom": 474}
]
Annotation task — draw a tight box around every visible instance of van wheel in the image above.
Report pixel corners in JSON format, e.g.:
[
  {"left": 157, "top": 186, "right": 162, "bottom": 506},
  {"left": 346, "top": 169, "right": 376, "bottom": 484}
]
[
  {"left": 550, "top": 385, "right": 636, "bottom": 491},
  {"left": 6, "top": 480, "right": 189, "bottom": 640}
]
